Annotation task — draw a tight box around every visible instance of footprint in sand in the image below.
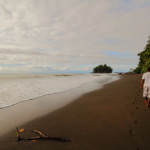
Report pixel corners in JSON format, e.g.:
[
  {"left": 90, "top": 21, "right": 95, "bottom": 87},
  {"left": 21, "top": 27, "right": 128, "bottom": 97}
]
[
  {"left": 131, "top": 112, "right": 134, "bottom": 115},
  {"left": 129, "top": 130, "right": 134, "bottom": 136},
  {"left": 134, "top": 120, "right": 138, "bottom": 125},
  {"left": 132, "top": 102, "right": 135, "bottom": 104},
  {"left": 136, "top": 107, "right": 139, "bottom": 110}
]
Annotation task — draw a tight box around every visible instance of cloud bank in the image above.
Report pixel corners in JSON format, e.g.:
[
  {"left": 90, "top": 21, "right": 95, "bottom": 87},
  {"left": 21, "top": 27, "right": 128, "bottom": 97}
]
[{"left": 0, "top": 0, "right": 150, "bottom": 73}]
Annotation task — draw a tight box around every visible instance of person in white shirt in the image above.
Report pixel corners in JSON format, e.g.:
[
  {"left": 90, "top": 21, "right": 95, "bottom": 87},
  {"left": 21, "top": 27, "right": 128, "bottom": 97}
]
[{"left": 140, "top": 67, "right": 150, "bottom": 107}]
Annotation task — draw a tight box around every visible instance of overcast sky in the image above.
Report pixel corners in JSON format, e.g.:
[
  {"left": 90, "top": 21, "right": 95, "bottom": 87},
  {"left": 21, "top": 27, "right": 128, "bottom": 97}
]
[{"left": 0, "top": 0, "right": 150, "bottom": 73}]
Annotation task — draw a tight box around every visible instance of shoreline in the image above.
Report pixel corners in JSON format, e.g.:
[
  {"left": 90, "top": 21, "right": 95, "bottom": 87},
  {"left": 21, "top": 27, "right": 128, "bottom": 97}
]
[
  {"left": 0, "top": 75, "right": 119, "bottom": 137},
  {"left": 0, "top": 73, "right": 116, "bottom": 110},
  {"left": 1, "top": 74, "right": 150, "bottom": 150}
]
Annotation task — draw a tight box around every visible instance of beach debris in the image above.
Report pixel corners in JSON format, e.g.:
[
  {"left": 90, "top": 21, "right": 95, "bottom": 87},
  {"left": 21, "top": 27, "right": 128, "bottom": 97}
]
[
  {"left": 18, "top": 128, "right": 25, "bottom": 132},
  {"left": 16, "top": 127, "right": 71, "bottom": 142}
]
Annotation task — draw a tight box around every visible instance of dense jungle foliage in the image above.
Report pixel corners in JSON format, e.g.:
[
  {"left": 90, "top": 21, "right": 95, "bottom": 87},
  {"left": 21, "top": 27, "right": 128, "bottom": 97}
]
[
  {"left": 133, "top": 36, "right": 150, "bottom": 74},
  {"left": 93, "top": 64, "right": 113, "bottom": 73}
]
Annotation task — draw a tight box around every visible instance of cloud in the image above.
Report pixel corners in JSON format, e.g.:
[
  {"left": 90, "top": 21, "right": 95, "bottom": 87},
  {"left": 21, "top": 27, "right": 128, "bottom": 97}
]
[{"left": 0, "top": 0, "right": 149, "bottom": 73}]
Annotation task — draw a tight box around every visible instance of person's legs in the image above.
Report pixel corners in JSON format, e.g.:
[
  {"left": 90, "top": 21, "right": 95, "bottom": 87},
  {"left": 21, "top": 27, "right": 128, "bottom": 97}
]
[
  {"left": 145, "top": 97, "right": 148, "bottom": 104},
  {"left": 143, "top": 87, "right": 148, "bottom": 105},
  {"left": 147, "top": 88, "right": 150, "bottom": 107},
  {"left": 143, "top": 87, "right": 150, "bottom": 107},
  {"left": 147, "top": 98, "right": 150, "bottom": 107}
]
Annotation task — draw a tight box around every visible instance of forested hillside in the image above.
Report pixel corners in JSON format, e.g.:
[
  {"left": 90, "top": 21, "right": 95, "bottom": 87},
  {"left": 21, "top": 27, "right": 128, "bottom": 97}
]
[{"left": 134, "top": 36, "right": 150, "bottom": 73}]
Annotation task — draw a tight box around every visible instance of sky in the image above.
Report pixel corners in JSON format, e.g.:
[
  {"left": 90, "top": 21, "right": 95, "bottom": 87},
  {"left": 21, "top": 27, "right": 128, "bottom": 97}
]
[{"left": 0, "top": 0, "right": 150, "bottom": 73}]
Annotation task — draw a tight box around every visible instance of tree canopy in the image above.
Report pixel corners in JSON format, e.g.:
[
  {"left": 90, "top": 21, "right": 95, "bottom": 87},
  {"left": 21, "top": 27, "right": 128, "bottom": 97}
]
[
  {"left": 133, "top": 36, "right": 150, "bottom": 74},
  {"left": 93, "top": 64, "right": 113, "bottom": 73}
]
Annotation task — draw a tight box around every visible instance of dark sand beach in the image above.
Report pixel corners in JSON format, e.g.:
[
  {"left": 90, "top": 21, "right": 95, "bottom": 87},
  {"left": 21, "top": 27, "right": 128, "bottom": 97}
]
[{"left": 0, "top": 74, "right": 150, "bottom": 150}]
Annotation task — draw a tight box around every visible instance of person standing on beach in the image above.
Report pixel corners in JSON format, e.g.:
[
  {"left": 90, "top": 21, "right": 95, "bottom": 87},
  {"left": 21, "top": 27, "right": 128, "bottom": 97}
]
[{"left": 140, "top": 67, "right": 150, "bottom": 107}]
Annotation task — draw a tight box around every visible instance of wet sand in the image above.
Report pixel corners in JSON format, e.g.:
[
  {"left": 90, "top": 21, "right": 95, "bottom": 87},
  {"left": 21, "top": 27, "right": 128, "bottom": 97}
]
[
  {"left": 1, "top": 74, "right": 150, "bottom": 150},
  {"left": 0, "top": 75, "right": 118, "bottom": 137}
]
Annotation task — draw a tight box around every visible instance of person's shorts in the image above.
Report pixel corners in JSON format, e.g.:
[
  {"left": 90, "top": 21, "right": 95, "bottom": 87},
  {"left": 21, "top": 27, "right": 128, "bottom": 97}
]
[{"left": 143, "top": 86, "right": 150, "bottom": 98}]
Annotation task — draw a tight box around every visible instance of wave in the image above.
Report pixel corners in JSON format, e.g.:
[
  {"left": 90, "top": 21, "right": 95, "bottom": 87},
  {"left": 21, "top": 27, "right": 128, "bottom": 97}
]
[{"left": 0, "top": 73, "right": 118, "bottom": 109}]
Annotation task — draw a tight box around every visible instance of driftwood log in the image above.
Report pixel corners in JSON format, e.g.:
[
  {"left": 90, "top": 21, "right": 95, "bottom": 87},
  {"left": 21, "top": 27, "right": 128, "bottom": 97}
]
[{"left": 16, "top": 127, "right": 71, "bottom": 142}]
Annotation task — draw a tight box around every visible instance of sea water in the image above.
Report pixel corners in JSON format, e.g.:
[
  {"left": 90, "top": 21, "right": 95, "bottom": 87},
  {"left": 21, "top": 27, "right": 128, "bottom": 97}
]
[
  {"left": 0, "top": 73, "right": 119, "bottom": 137},
  {"left": 0, "top": 73, "right": 118, "bottom": 109}
]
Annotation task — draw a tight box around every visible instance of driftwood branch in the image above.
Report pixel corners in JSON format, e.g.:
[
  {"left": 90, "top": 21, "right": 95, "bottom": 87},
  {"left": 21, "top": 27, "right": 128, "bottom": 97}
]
[{"left": 16, "top": 127, "right": 71, "bottom": 142}]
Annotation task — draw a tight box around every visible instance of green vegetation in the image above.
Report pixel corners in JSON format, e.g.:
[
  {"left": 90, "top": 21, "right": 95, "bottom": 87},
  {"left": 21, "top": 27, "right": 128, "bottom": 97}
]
[
  {"left": 93, "top": 64, "right": 113, "bottom": 73},
  {"left": 133, "top": 36, "right": 150, "bottom": 74}
]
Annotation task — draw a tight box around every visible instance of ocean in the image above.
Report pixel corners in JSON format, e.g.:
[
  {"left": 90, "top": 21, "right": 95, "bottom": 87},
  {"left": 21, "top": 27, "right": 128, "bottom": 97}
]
[
  {"left": 0, "top": 73, "right": 119, "bottom": 109},
  {"left": 0, "top": 73, "right": 120, "bottom": 137}
]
